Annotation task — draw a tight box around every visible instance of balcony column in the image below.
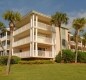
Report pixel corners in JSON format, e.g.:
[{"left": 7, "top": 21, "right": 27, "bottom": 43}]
[
  {"left": 35, "top": 15, "right": 38, "bottom": 56},
  {"left": 52, "top": 27, "right": 56, "bottom": 58},
  {"left": 30, "top": 17, "right": 33, "bottom": 56},
  {"left": 5, "top": 31, "right": 7, "bottom": 55},
  {"left": 32, "top": 14, "right": 35, "bottom": 56}
]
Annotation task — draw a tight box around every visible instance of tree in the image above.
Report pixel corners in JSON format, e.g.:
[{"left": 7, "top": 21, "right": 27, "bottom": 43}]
[
  {"left": 0, "top": 22, "right": 6, "bottom": 56},
  {"left": 82, "top": 33, "right": 86, "bottom": 51},
  {"left": 3, "top": 10, "right": 21, "bottom": 75},
  {"left": 51, "top": 12, "right": 69, "bottom": 58},
  {"left": 72, "top": 18, "right": 86, "bottom": 63}
]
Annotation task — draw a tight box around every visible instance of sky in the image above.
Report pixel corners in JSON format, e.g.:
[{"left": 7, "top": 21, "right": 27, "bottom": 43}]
[{"left": 0, "top": 0, "right": 86, "bottom": 33}]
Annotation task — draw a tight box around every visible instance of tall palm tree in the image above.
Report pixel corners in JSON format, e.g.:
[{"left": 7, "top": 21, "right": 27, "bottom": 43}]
[
  {"left": 0, "top": 22, "right": 6, "bottom": 55},
  {"left": 82, "top": 33, "right": 86, "bottom": 51},
  {"left": 72, "top": 18, "right": 86, "bottom": 63},
  {"left": 3, "top": 10, "right": 21, "bottom": 75},
  {"left": 51, "top": 12, "right": 69, "bottom": 58}
]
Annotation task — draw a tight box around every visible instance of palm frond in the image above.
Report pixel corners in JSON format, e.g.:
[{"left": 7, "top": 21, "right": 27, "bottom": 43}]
[
  {"left": 3, "top": 10, "right": 21, "bottom": 23},
  {"left": 51, "top": 12, "right": 69, "bottom": 27}
]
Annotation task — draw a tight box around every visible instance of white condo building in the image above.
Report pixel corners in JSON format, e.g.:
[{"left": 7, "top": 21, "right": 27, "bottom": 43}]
[{"left": 12, "top": 11, "right": 69, "bottom": 59}]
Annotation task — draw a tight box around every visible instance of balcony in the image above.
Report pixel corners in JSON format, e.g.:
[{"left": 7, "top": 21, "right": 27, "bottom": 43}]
[
  {"left": 70, "top": 41, "right": 82, "bottom": 46},
  {"left": 38, "top": 22, "right": 52, "bottom": 31},
  {"left": 13, "top": 37, "right": 30, "bottom": 47},
  {"left": 13, "top": 51, "right": 30, "bottom": 58},
  {"left": 1, "top": 36, "right": 10, "bottom": 41},
  {"left": 0, "top": 45, "right": 10, "bottom": 51},
  {"left": 13, "top": 23, "right": 30, "bottom": 36},
  {"left": 13, "top": 50, "right": 53, "bottom": 58},
  {"left": 37, "top": 36, "right": 52, "bottom": 44},
  {"left": 38, "top": 50, "right": 52, "bottom": 58}
]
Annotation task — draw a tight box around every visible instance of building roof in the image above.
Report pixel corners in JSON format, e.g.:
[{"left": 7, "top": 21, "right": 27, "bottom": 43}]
[{"left": 16, "top": 10, "right": 69, "bottom": 30}]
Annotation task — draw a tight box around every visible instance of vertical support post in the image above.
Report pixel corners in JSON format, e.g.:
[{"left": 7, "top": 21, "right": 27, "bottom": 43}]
[
  {"left": 32, "top": 14, "right": 35, "bottom": 56},
  {"left": 35, "top": 15, "right": 38, "bottom": 56},
  {"left": 5, "top": 31, "right": 7, "bottom": 56},
  {"left": 30, "top": 17, "right": 33, "bottom": 56}
]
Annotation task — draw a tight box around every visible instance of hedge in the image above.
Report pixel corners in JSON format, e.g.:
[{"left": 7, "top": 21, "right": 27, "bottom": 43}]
[
  {"left": 0, "top": 56, "right": 21, "bottom": 65},
  {"left": 55, "top": 49, "right": 75, "bottom": 63},
  {"left": 77, "top": 51, "right": 86, "bottom": 63},
  {"left": 19, "top": 60, "right": 54, "bottom": 64},
  {"left": 55, "top": 49, "right": 86, "bottom": 63}
]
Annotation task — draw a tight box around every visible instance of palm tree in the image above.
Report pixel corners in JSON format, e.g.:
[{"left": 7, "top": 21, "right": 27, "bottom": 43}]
[
  {"left": 0, "top": 22, "right": 6, "bottom": 55},
  {"left": 72, "top": 18, "right": 86, "bottom": 63},
  {"left": 51, "top": 12, "right": 69, "bottom": 58},
  {"left": 3, "top": 10, "right": 21, "bottom": 75},
  {"left": 82, "top": 33, "right": 86, "bottom": 51}
]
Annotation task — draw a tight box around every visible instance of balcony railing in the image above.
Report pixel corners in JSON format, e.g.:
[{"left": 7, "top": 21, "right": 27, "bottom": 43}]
[
  {"left": 0, "top": 45, "right": 10, "bottom": 50},
  {"left": 37, "top": 35, "right": 52, "bottom": 44},
  {"left": 70, "top": 41, "right": 82, "bottom": 46},
  {"left": 38, "top": 22, "right": 52, "bottom": 31},
  {"left": 13, "top": 50, "right": 53, "bottom": 58},
  {"left": 13, "top": 51, "right": 30, "bottom": 58},
  {"left": 38, "top": 50, "right": 52, "bottom": 58},
  {"left": 13, "top": 23, "right": 30, "bottom": 36},
  {"left": 1, "top": 36, "right": 10, "bottom": 41},
  {"left": 13, "top": 37, "right": 30, "bottom": 47}
]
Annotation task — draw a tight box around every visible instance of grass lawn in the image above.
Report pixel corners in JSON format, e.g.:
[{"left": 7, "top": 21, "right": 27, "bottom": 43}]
[{"left": 0, "top": 63, "right": 86, "bottom": 80}]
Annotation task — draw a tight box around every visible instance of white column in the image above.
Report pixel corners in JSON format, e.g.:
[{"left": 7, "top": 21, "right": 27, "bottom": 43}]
[
  {"left": 30, "top": 17, "right": 33, "bottom": 41},
  {"left": 5, "top": 31, "right": 7, "bottom": 55},
  {"left": 32, "top": 14, "right": 35, "bottom": 56},
  {"left": 35, "top": 15, "right": 38, "bottom": 56},
  {"left": 52, "top": 45, "right": 54, "bottom": 57},
  {"left": 30, "top": 17, "right": 33, "bottom": 56}
]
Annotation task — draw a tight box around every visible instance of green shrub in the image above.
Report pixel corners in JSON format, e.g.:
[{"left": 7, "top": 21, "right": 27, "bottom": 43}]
[
  {"left": 55, "top": 53, "right": 61, "bottom": 63},
  {"left": 19, "top": 60, "right": 54, "bottom": 64},
  {"left": 77, "top": 51, "right": 86, "bottom": 63},
  {"left": 55, "top": 49, "right": 75, "bottom": 63},
  {"left": 62, "top": 50, "right": 75, "bottom": 63},
  {"left": 0, "top": 56, "right": 21, "bottom": 65},
  {"left": 0, "top": 56, "right": 8, "bottom": 65},
  {"left": 11, "top": 56, "right": 21, "bottom": 64}
]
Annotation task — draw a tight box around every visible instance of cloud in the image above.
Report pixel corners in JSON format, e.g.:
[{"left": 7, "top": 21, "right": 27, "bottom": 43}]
[{"left": 65, "top": 11, "right": 86, "bottom": 33}]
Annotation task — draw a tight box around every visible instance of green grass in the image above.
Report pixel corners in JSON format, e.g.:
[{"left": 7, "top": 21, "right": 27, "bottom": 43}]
[{"left": 0, "top": 64, "right": 86, "bottom": 80}]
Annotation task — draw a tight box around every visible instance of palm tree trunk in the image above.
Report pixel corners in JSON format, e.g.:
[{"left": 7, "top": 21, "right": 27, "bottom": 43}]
[
  {"left": 6, "top": 26, "right": 13, "bottom": 75},
  {"left": 75, "top": 30, "right": 79, "bottom": 63},
  {"left": 58, "top": 25, "right": 62, "bottom": 58}
]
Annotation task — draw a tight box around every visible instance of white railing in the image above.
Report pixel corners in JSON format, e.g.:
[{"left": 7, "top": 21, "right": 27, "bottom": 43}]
[
  {"left": 37, "top": 36, "right": 52, "bottom": 44},
  {"left": 13, "top": 37, "right": 30, "bottom": 47},
  {"left": 38, "top": 22, "right": 52, "bottom": 31},
  {"left": 13, "top": 51, "right": 30, "bottom": 58},
  {"left": 1, "top": 36, "right": 10, "bottom": 41},
  {"left": 13, "top": 23, "right": 30, "bottom": 36},
  {"left": 13, "top": 50, "right": 52, "bottom": 58},
  {"left": 38, "top": 50, "right": 52, "bottom": 58},
  {"left": 70, "top": 41, "right": 82, "bottom": 46},
  {"left": 0, "top": 45, "right": 7, "bottom": 50}
]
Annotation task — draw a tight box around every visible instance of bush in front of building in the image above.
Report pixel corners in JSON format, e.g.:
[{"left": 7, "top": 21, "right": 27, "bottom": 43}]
[
  {"left": 11, "top": 56, "right": 21, "bottom": 64},
  {"left": 19, "top": 60, "right": 54, "bottom": 64},
  {"left": 77, "top": 51, "right": 86, "bottom": 63},
  {"left": 0, "top": 56, "right": 21, "bottom": 65},
  {"left": 55, "top": 49, "right": 75, "bottom": 63}
]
